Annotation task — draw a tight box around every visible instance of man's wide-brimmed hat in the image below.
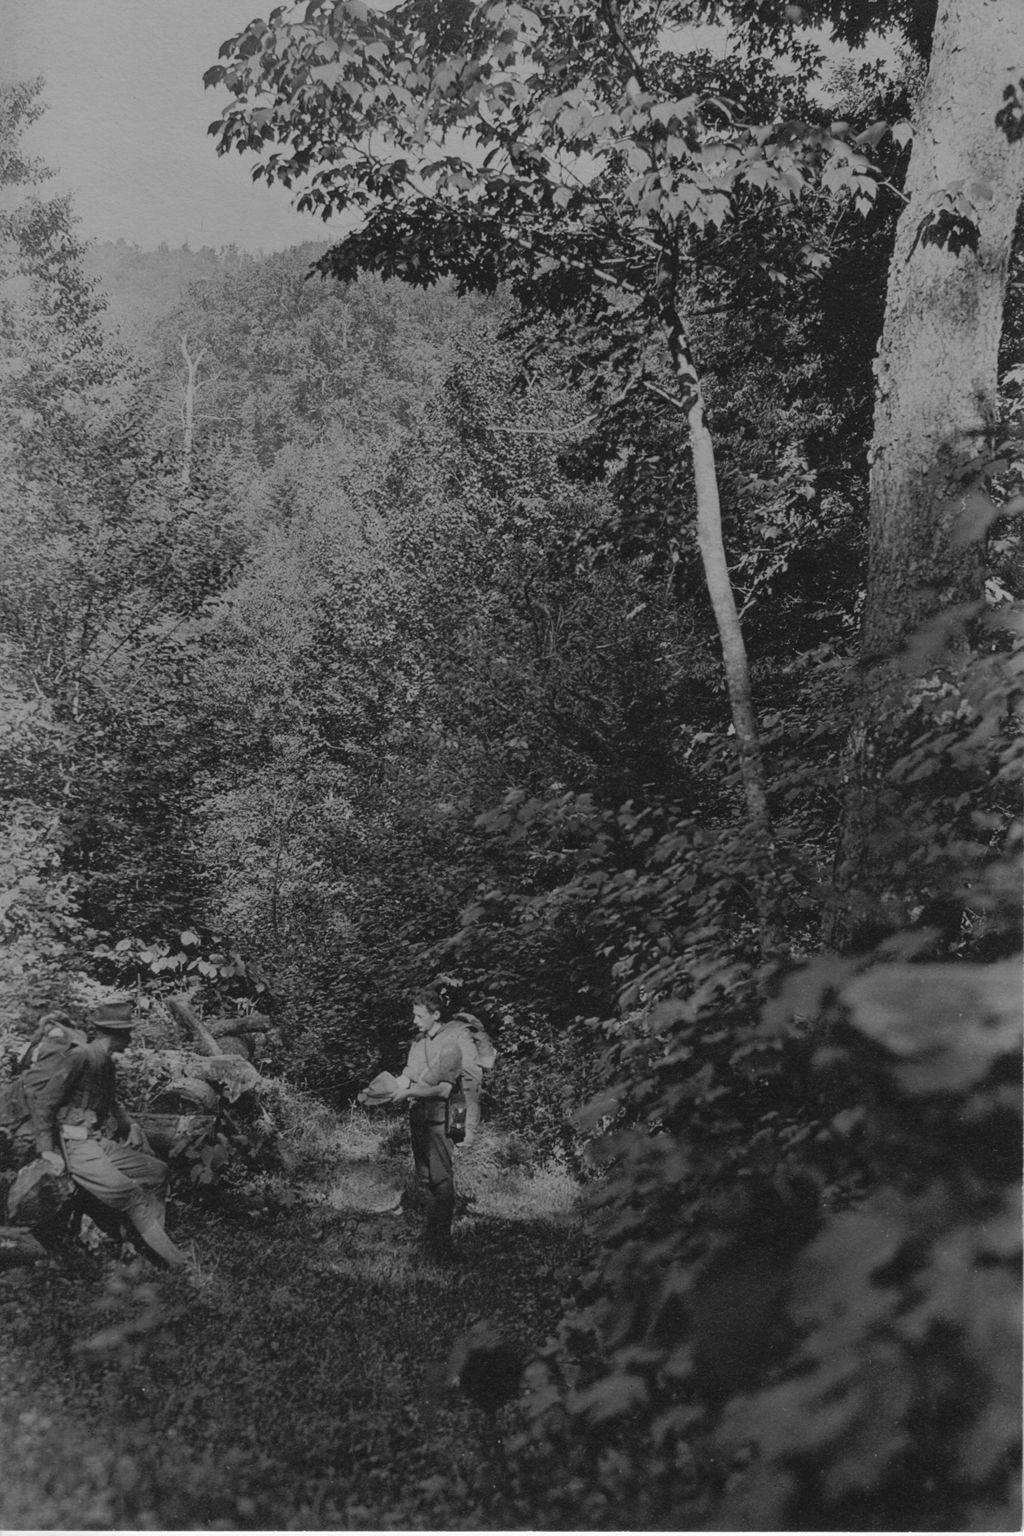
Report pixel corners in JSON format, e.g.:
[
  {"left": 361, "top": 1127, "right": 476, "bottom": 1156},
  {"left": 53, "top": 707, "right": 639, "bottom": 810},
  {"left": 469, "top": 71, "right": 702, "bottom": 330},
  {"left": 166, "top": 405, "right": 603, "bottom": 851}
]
[
  {"left": 92, "top": 998, "right": 138, "bottom": 1032},
  {"left": 358, "top": 1070, "right": 401, "bottom": 1106}
]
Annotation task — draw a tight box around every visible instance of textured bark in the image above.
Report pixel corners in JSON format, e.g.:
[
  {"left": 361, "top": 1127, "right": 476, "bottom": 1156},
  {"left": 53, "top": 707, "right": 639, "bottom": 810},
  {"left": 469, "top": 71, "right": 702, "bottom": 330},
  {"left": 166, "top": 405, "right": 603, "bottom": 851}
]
[
  {"left": 863, "top": 0, "right": 1024, "bottom": 660},
  {"left": 832, "top": 1, "right": 1024, "bottom": 946}
]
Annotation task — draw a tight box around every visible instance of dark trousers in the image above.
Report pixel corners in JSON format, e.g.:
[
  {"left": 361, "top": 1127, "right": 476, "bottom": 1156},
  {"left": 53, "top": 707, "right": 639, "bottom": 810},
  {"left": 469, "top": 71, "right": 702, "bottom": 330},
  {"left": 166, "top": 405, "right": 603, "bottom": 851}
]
[{"left": 409, "top": 1106, "right": 454, "bottom": 1251}]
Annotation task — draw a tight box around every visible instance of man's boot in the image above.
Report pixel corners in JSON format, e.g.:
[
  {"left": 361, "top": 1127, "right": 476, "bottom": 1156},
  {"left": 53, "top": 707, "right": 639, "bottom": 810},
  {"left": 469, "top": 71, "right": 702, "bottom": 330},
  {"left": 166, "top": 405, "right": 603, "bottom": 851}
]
[{"left": 133, "top": 1217, "right": 189, "bottom": 1269}]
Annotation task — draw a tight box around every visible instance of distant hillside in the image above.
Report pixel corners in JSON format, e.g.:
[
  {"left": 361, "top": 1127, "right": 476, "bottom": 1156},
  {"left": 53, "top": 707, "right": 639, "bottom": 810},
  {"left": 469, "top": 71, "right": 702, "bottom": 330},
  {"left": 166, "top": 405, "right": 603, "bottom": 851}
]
[
  {"left": 83, "top": 238, "right": 497, "bottom": 524},
  {"left": 84, "top": 239, "right": 331, "bottom": 348}
]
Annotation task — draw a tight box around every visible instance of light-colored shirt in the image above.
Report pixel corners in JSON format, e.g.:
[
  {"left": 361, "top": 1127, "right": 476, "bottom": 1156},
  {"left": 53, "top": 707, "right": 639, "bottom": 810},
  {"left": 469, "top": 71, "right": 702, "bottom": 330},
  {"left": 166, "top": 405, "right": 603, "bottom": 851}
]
[{"left": 402, "top": 1025, "right": 462, "bottom": 1097}]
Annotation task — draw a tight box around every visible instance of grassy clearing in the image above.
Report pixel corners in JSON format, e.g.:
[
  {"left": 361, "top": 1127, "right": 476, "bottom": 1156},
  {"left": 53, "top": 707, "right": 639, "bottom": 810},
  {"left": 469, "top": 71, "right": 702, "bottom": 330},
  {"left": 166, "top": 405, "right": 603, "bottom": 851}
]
[{"left": 0, "top": 1092, "right": 591, "bottom": 1530}]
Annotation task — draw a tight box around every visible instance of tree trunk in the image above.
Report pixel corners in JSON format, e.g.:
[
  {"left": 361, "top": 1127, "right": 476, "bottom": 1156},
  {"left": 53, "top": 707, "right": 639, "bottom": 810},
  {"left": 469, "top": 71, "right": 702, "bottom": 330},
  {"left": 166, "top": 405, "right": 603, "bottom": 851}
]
[
  {"left": 688, "top": 386, "right": 771, "bottom": 835},
  {"left": 660, "top": 281, "right": 771, "bottom": 835},
  {"left": 832, "top": 0, "right": 1024, "bottom": 947},
  {"left": 605, "top": 0, "right": 771, "bottom": 838},
  {"left": 179, "top": 336, "right": 205, "bottom": 489},
  {"left": 863, "top": 0, "right": 1024, "bottom": 660}
]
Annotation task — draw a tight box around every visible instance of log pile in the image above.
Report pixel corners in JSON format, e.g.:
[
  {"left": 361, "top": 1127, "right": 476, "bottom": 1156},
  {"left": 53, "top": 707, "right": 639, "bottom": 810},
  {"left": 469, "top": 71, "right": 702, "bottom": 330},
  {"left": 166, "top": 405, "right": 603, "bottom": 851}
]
[
  {"left": 134, "top": 1111, "right": 217, "bottom": 1159},
  {"left": 163, "top": 995, "right": 280, "bottom": 1064}
]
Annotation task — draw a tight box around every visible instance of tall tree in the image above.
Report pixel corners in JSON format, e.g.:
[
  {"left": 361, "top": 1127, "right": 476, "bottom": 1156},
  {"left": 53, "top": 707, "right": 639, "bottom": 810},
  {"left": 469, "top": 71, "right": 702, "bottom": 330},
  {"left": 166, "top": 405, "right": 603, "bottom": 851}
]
[
  {"left": 207, "top": 1, "right": 1023, "bottom": 813},
  {"left": 863, "top": 0, "right": 1024, "bottom": 658},
  {"left": 819, "top": 2, "right": 1024, "bottom": 941},
  {"left": 207, "top": 1, "right": 882, "bottom": 833}
]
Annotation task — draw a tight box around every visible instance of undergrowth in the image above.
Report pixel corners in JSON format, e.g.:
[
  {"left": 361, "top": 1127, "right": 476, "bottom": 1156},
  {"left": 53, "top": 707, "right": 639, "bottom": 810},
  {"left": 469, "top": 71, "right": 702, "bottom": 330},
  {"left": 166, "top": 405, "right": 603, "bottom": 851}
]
[{"left": 0, "top": 1084, "right": 590, "bottom": 1531}]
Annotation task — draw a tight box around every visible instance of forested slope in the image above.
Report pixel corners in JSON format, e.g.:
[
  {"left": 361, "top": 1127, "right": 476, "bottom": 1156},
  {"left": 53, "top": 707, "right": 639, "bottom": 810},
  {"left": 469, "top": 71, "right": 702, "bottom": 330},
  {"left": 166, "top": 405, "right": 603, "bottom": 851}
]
[{"left": 1, "top": 1, "right": 1022, "bottom": 1522}]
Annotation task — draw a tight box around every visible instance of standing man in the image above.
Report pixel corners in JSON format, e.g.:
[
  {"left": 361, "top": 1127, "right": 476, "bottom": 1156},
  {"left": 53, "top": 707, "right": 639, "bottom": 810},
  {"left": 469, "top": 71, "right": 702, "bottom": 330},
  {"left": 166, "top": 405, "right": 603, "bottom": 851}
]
[
  {"left": 389, "top": 986, "right": 463, "bottom": 1262},
  {"left": 30, "top": 998, "right": 189, "bottom": 1269}
]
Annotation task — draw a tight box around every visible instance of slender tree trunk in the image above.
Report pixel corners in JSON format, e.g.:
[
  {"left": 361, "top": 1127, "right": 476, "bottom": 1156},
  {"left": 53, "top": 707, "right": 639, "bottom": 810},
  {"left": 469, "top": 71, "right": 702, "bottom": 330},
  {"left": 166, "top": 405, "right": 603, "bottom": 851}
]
[
  {"left": 688, "top": 385, "right": 770, "bottom": 834},
  {"left": 179, "top": 336, "right": 205, "bottom": 489},
  {"left": 602, "top": 3, "right": 770, "bottom": 833},
  {"left": 863, "top": 0, "right": 1024, "bottom": 659},
  {"left": 660, "top": 284, "right": 770, "bottom": 834}
]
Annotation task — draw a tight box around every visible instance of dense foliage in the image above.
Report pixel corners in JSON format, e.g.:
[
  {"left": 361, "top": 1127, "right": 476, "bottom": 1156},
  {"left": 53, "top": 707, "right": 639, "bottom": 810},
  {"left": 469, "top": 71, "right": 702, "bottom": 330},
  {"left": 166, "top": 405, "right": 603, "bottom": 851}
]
[
  {"left": 506, "top": 612, "right": 1021, "bottom": 1526},
  {"left": 1, "top": 5, "right": 1021, "bottom": 1523}
]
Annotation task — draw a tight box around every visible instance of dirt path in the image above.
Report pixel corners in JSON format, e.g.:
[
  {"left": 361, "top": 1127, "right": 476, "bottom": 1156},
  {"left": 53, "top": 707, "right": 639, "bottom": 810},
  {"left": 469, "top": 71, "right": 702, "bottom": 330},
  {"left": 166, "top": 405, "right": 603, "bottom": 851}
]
[{"left": 0, "top": 1114, "right": 587, "bottom": 1530}]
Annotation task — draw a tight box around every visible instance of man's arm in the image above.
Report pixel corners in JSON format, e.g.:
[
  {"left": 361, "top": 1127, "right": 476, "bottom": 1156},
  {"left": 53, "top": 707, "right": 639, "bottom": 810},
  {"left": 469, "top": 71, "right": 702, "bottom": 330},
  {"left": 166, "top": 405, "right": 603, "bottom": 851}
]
[
  {"left": 112, "top": 1098, "right": 134, "bottom": 1137},
  {"left": 395, "top": 1037, "right": 462, "bottom": 1101},
  {"left": 401, "top": 1079, "right": 451, "bottom": 1100}
]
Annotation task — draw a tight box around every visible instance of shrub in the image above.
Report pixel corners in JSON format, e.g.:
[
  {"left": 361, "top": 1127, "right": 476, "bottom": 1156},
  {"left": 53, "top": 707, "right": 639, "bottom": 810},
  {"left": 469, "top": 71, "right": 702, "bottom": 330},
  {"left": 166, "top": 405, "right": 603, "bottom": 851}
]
[{"left": 511, "top": 615, "right": 1022, "bottom": 1530}]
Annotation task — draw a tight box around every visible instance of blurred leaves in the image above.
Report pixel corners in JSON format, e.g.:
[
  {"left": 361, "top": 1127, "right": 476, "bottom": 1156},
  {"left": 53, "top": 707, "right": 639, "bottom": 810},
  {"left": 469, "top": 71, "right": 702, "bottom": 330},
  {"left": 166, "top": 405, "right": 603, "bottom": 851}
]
[{"left": 841, "top": 959, "right": 1022, "bottom": 1094}]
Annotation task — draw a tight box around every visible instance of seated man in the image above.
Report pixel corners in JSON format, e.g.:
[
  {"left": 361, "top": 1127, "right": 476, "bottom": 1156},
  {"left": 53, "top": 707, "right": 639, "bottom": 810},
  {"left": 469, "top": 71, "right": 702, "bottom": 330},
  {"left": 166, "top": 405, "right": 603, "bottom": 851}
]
[{"left": 30, "top": 999, "right": 188, "bottom": 1268}]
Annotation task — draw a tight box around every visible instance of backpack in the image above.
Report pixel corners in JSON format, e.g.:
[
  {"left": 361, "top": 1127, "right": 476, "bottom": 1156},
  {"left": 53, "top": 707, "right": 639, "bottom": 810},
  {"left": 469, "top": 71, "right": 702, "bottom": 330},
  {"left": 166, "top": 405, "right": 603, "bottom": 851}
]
[
  {"left": 441, "top": 1013, "right": 497, "bottom": 1144},
  {"left": 0, "top": 1075, "right": 30, "bottom": 1136},
  {"left": 0, "top": 1018, "right": 88, "bottom": 1143},
  {"left": 445, "top": 1012, "right": 497, "bottom": 1074}
]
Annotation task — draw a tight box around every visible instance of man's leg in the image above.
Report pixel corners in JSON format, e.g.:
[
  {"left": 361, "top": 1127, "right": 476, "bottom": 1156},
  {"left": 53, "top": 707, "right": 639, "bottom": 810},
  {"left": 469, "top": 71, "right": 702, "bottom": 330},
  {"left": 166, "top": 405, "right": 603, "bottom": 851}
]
[
  {"left": 423, "top": 1119, "right": 455, "bottom": 1255},
  {"left": 64, "top": 1138, "right": 187, "bottom": 1267},
  {"left": 409, "top": 1110, "right": 431, "bottom": 1208},
  {"left": 103, "top": 1141, "right": 169, "bottom": 1220}
]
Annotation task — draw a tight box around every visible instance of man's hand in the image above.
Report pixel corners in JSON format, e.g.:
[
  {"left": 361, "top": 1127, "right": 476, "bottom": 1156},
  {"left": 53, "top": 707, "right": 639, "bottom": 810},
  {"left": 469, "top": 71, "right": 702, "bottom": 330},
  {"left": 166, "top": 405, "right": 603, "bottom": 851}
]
[
  {"left": 40, "top": 1150, "right": 64, "bottom": 1172},
  {"left": 126, "top": 1120, "right": 147, "bottom": 1149}
]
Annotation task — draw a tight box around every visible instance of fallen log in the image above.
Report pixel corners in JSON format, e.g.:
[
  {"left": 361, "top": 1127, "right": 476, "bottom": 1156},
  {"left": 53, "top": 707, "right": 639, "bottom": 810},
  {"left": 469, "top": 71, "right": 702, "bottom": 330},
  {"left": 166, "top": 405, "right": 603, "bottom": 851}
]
[
  {"left": 185, "top": 1055, "right": 262, "bottom": 1103},
  {"left": 135, "top": 1111, "right": 217, "bottom": 1159},
  {"left": 165, "top": 996, "right": 223, "bottom": 1057},
  {"left": 205, "top": 1014, "right": 270, "bottom": 1041},
  {"left": 150, "top": 1077, "right": 219, "bottom": 1114},
  {"left": 206, "top": 1035, "right": 250, "bottom": 1059}
]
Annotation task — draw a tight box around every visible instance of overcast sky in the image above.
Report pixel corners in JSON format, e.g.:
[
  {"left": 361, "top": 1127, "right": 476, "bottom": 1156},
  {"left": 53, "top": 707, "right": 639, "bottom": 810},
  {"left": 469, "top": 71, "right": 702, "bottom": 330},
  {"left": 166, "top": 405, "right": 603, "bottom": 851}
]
[
  {"left": 4, "top": 4, "right": 891, "bottom": 256},
  {"left": 4, "top": 0, "right": 338, "bottom": 252}
]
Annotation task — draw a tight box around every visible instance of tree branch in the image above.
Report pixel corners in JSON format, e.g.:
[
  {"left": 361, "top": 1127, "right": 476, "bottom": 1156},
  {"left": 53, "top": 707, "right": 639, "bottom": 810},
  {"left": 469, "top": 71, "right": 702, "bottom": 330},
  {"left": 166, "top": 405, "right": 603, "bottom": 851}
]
[{"left": 600, "top": 0, "right": 646, "bottom": 93}]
